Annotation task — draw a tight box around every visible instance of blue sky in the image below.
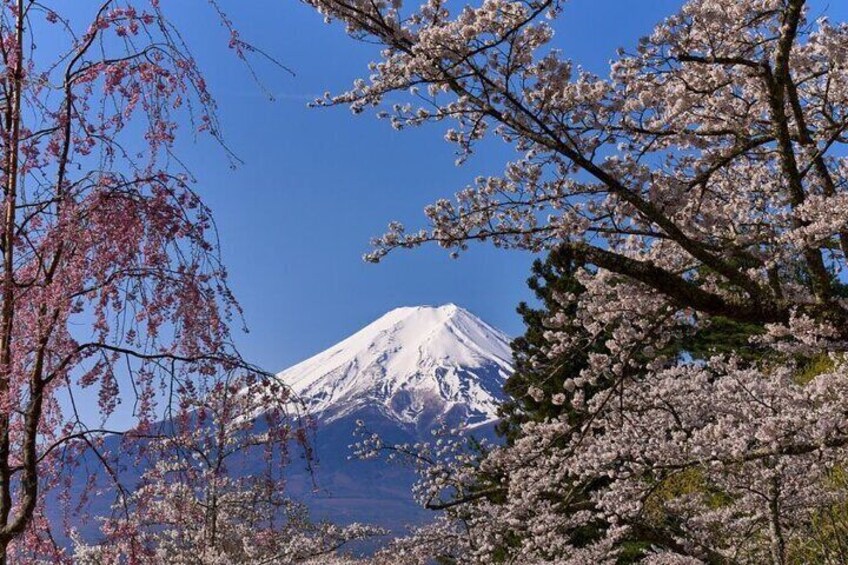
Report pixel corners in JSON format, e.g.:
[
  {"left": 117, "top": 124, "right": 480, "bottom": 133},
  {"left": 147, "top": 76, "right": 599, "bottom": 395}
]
[
  {"left": 158, "top": 0, "right": 845, "bottom": 372},
  {"left": 163, "top": 0, "right": 680, "bottom": 371}
]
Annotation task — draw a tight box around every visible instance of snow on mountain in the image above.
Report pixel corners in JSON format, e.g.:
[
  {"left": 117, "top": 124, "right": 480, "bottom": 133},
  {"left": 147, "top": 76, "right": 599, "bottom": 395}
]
[{"left": 277, "top": 304, "right": 513, "bottom": 428}]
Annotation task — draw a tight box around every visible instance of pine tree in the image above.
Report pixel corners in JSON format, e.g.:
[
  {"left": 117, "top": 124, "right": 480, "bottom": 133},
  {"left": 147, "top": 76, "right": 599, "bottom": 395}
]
[
  {"left": 496, "top": 247, "right": 605, "bottom": 442},
  {"left": 498, "top": 250, "right": 772, "bottom": 443}
]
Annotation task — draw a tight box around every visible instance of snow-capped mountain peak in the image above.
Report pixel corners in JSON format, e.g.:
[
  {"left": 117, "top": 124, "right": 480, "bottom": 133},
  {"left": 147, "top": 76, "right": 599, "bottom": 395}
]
[{"left": 278, "top": 304, "right": 513, "bottom": 427}]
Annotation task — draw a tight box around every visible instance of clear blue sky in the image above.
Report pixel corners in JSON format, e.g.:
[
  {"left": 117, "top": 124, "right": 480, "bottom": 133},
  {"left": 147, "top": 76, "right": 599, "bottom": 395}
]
[{"left": 156, "top": 0, "right": 844, "bottom": 372}]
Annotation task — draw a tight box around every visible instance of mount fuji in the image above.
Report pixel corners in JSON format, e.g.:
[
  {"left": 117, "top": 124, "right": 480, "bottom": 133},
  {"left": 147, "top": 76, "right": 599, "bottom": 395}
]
[
  {"left": 281, "top": 304, "right": 512, "bottom": 429},
  {"left": 280, "top": 304, "right": 513, "bottom": 532},
  {"left": 56, "top": 305, "right": 514, "bottom": 548}
]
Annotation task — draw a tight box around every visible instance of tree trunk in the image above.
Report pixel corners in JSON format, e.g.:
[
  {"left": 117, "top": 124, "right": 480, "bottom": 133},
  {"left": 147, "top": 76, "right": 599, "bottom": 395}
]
[{"left": 768, "top": 476, "right": 786, "bottom": 565}]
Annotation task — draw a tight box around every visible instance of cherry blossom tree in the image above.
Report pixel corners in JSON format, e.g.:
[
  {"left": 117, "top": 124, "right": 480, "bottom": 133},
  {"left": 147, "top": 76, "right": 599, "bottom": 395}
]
[
  {"left": 0, "top": 1, "right": 283, "bottom": 561},
  {"left": 72, "top": 373, "right": 382, "bottom": 565},
  {"left": 305, "top": 0, "right": 848, "bottom": 331},
  {"left": 304, "top": 0, "right": 848, "bottom": 562}
]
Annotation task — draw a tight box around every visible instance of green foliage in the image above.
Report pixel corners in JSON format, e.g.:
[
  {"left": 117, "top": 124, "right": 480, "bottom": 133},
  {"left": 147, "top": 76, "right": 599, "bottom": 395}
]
[
  {"left": 642, "top": 469, "right": 734, "bottom": 525},
  {"left": 496, "top": 247, "right": 606, "bottom": 442},
  {"left": 677, "top": 315, "right": 767, "bottom": 362},
  {"left": 786, "top": 466, "right": 848, "bottom": 564},
  {"left": 794, "top": 353, "right": 837, "bottom": 385}
]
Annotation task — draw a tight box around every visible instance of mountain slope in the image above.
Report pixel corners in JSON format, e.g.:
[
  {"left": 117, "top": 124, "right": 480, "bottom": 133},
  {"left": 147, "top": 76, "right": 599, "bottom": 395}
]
[
  {"left": 278, "top": 305, "right": 513, "bottom": 540},
  {"left": 279, "top": 304, "right": 513, "bottom": 430},
  {"left": 57, "top": 305, "right": 514, "bottom": 552}
]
